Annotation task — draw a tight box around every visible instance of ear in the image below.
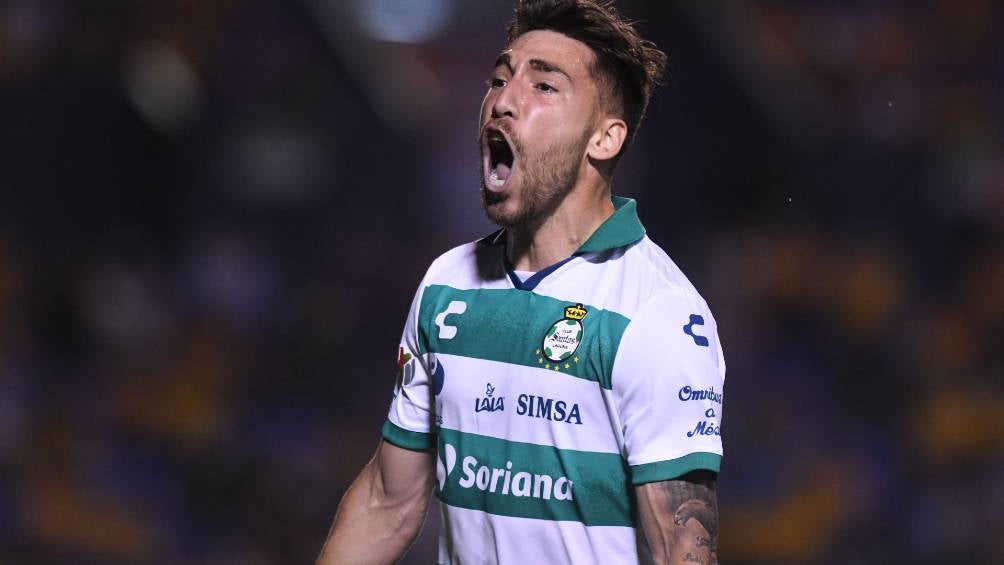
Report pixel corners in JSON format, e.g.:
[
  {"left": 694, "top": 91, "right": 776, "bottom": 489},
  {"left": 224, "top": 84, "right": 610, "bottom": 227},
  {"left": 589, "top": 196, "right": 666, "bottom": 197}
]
[{"left": 586, "top": 117, "right": 627, "bottom": 161}]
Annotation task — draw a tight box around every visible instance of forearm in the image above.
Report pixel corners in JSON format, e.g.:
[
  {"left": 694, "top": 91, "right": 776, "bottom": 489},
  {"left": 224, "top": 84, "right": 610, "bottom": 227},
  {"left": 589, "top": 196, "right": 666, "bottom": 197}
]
[
  {"left": 637, "top": 471, "right": 719, "bottom": 565},
  {"left": 639, "top": 508, "right": 715, "bottom": 565},
  {"left": 316, "top": 456, "right": 432, "bottom": 565}
]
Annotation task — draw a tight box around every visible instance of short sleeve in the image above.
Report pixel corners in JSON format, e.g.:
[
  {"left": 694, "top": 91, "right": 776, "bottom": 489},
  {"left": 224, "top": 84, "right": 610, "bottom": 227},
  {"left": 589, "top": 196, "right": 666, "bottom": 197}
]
[
  {"left": 611, "top": 289, "right": 726, "bottom": 485},
  {"left": 382, "top": 279, "right": 437, "bottom": 452}
]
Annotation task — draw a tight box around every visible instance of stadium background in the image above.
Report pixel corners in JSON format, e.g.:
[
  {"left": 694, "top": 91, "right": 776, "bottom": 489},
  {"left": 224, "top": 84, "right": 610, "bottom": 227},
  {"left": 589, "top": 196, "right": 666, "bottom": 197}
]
[{"left": 0, "top": 0, "right": 1001, "bottom": 563}]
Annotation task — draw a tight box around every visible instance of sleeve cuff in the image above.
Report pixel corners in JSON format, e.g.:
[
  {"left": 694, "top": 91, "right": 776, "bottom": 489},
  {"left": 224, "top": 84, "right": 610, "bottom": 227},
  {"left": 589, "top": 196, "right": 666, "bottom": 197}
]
[
  {"left": 629, "top": 452, "right": 721, "bottom": 485},
  {"left": 381, "top": 420, "right": 436, "bottom": 452}
]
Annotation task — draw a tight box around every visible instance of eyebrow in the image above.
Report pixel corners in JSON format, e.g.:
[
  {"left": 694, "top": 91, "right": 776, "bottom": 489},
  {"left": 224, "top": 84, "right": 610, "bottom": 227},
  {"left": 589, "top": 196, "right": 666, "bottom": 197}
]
[
  {"left": 493, "top": 52, "right": 514, "bottom": 73},
  {"left": 528, "top": 58, "right": 570, "bottom": 80},
  {"left": 493, "top": 53, "right": 571, "bottom": 81}
]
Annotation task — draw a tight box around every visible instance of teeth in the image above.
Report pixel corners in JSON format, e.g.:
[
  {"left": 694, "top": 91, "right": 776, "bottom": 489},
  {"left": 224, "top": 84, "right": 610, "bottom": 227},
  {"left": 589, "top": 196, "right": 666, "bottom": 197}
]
[{"left": 489, "top": 169, "right": 505, "bottom": 187}]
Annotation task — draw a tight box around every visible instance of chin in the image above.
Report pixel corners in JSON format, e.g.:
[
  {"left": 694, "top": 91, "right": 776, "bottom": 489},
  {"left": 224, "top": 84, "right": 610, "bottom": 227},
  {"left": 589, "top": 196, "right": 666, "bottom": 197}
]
[{"left": 481, "top": 191, "right": 522, "bottom": 227}]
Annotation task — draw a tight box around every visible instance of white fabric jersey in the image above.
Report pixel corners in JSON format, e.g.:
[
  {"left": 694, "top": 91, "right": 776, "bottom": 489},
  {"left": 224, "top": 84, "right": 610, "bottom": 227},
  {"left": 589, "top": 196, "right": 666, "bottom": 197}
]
[{"left": 383, "top": 197, "right": 725, "bottom": 564}]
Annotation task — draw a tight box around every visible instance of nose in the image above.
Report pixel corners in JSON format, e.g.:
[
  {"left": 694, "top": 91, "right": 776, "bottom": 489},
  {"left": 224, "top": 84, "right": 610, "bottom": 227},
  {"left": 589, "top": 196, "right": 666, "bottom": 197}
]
[{"left": 491, "top": 81, "right": 518, "bottom": 120}]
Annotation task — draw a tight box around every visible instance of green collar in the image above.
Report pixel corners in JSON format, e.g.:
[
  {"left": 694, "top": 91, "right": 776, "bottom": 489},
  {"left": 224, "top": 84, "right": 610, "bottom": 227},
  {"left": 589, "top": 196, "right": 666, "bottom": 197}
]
[
  {"left": 575, "top": 196, "right": 646, "bottom": 254},
  {"left": 479, "top": 196, "right": 646, "bottom": 254}
]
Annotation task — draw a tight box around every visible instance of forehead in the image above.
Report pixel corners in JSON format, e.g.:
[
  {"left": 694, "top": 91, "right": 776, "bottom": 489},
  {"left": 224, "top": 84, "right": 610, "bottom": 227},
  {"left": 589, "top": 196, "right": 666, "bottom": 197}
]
[{"left": 503, "top": 29, "right": 596, "bottom": 79}]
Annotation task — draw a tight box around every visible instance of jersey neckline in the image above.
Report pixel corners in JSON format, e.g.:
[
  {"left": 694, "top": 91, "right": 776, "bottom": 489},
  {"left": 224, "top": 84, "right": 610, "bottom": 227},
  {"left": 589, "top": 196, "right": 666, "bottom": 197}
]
[
  {"left": 480, "top": 196, "right": 646, "bottom": 255},
  {"left": 575, "top": 196, "right": 646, "bottom": 254},
  {"left": 483, "top": 196, "right": 646, "bottom": 292}
]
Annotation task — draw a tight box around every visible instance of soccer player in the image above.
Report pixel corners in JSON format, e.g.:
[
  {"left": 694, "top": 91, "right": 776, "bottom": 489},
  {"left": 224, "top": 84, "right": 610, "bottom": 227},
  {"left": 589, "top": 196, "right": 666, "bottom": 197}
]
[{"left": 316, "top": 1, "right": 725, "bottom": 563}]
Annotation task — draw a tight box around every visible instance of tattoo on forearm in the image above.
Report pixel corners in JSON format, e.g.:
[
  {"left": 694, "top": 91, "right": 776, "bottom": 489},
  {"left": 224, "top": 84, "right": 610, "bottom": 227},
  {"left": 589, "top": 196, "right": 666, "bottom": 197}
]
[
  {"left": 673, "top": 498, "right": 717, "bottom": 532},
  {"left": 639, "top": 470, "right": 719, "bottom": 564}
]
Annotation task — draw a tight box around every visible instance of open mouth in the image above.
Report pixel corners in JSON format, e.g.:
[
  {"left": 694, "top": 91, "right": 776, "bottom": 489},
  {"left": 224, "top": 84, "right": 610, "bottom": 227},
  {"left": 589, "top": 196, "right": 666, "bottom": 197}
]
[{"left": 484, "top": 128, "right": 515, "bottom": 191}]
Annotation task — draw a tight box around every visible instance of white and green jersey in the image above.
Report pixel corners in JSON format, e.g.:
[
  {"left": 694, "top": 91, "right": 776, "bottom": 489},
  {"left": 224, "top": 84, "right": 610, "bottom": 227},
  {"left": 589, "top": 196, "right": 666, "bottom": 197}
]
[{"left": 383, "top": 197, "right": 725, "bottom": 564}]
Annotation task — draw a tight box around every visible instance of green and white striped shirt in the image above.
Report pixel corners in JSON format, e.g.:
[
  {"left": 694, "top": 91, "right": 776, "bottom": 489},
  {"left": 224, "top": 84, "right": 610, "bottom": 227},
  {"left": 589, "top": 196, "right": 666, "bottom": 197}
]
[{"left": 384, "top": 197, "right": 725, "bottom": 564}]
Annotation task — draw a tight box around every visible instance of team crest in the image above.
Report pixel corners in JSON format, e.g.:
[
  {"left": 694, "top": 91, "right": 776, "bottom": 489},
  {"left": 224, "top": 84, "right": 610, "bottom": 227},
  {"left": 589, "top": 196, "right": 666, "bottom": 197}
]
[{"left": 539, "top": 303, "right": 587, "bottom": 365}]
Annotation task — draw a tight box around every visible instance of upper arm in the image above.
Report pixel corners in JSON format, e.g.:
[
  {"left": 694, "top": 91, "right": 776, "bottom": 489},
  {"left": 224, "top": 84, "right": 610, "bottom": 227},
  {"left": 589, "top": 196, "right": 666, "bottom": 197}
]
[
  {"left": 370, "top": 269, "right": 438, "bottom": 506},
  {"left": 636, "top": 470, "right": 719, "bottom": 565},
  {"left": 371, "top": 440, "right": 436, "bottom": 504},
  {"left": 613, "top": 290, "right": 724, "bottom": 562}
]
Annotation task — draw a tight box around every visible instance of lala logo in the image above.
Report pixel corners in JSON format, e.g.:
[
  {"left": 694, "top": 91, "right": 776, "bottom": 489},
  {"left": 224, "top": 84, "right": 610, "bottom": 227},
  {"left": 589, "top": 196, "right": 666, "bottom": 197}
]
[{"left": 475, "top": 382, "right": 505, "bottom": 413}]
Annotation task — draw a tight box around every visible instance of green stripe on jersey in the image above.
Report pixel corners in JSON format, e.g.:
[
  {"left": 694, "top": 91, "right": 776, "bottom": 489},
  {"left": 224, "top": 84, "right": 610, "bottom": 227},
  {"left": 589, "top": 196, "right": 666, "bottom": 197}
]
[
  {"left": 382, "top": 420, "right": 436, "bottom": 452},
  {"left": 418, "top": 285, "right": 630, "bottom": 389},
  {"left": 435, "top": 428, "right": 635, "bottom": 528},
  {"left": 629, "top": 452, "right": 721, "bottom": 485}
]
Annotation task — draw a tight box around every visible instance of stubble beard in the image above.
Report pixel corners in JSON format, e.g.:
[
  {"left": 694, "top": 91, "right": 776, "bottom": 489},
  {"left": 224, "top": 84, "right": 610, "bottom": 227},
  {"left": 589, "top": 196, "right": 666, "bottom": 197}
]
[{"left": 481, "top": 131, "right": 589, "bottom": 229}]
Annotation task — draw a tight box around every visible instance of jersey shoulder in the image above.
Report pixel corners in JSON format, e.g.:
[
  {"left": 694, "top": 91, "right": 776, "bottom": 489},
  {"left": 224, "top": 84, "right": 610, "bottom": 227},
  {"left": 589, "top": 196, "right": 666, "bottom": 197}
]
[
  {"left": 614, "top": 236, "right": 725, "bottom": 378},
  {"left": 619, "top": 236, "right": 711, "bottom": 313}
]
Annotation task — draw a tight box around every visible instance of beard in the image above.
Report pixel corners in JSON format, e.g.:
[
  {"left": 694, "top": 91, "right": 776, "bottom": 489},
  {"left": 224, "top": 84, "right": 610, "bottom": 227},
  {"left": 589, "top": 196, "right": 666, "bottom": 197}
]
[{"left": 481, "top": 129, "right": 590, "bottom": 229}]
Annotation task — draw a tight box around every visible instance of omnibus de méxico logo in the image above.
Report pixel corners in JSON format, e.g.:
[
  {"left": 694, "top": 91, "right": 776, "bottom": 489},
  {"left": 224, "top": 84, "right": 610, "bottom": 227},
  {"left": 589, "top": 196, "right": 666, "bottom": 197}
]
[{"left": 541, "top": 304, "right": 587, "bottom": 363}]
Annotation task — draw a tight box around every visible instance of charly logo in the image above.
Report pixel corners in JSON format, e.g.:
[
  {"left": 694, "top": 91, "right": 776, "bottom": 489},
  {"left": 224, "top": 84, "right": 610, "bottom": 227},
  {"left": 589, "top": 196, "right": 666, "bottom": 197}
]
[
  {"left": 537, "top": 303, "right": 587, "bottom": 370},
  {"left": 683, "top": 314, "right": 709, "bottom": 347},
  {"left": 475, "top": 383, "right": 505, "bottom": 413},
  {"left": 434, "top": 300, "right": 467, "bottom": 339}
]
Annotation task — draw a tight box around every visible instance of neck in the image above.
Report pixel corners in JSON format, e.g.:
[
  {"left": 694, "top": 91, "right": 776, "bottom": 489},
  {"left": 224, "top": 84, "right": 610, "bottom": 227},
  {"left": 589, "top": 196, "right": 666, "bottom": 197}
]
[{"left": 507, "top": 179, "right": 615, "bottom": 272}]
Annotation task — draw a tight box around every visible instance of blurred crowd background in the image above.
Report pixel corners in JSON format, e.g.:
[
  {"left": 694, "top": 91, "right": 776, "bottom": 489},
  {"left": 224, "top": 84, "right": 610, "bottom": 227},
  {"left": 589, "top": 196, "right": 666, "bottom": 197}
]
[{"left": 0, "top": 0, "right": 1001, "bottom": 563}]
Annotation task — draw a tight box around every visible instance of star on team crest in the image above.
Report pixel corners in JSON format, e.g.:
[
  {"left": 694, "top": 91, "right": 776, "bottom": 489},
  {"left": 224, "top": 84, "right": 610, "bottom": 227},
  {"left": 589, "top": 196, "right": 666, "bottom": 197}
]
[{"left": 537, "top": 303, "right": 587, "bottom": 369}]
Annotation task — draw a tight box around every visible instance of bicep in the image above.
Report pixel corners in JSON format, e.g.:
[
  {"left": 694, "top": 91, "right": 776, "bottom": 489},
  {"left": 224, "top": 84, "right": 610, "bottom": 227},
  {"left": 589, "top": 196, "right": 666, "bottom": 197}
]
[
  {"left": 373, "top": 440, "right": 436, "bottom": 503},
  {"left": 636, "top": 471, "right": 719, "bottom": 565}
]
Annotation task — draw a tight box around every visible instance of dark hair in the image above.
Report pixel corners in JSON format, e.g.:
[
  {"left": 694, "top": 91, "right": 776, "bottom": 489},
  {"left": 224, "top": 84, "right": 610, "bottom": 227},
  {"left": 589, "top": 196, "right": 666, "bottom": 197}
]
[{"left": 507, "top": 0, "right": 667, "bottom": 152}]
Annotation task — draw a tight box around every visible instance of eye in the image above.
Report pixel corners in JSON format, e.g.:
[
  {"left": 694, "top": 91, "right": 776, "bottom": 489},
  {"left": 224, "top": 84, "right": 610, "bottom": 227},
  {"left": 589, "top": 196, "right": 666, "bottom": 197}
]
[
  {"left": 487, "top": 77, "right": 507, "bottom": 89},
  {"left": 536, "top": 82, "right": 557, "bottom": 93}
]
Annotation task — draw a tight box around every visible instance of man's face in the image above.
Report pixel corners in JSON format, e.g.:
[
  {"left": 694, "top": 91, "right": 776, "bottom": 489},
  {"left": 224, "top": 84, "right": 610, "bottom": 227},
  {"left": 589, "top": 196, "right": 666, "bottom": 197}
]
[{"left": 479, "top": 30, "right": 603, "bottom": 227}]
